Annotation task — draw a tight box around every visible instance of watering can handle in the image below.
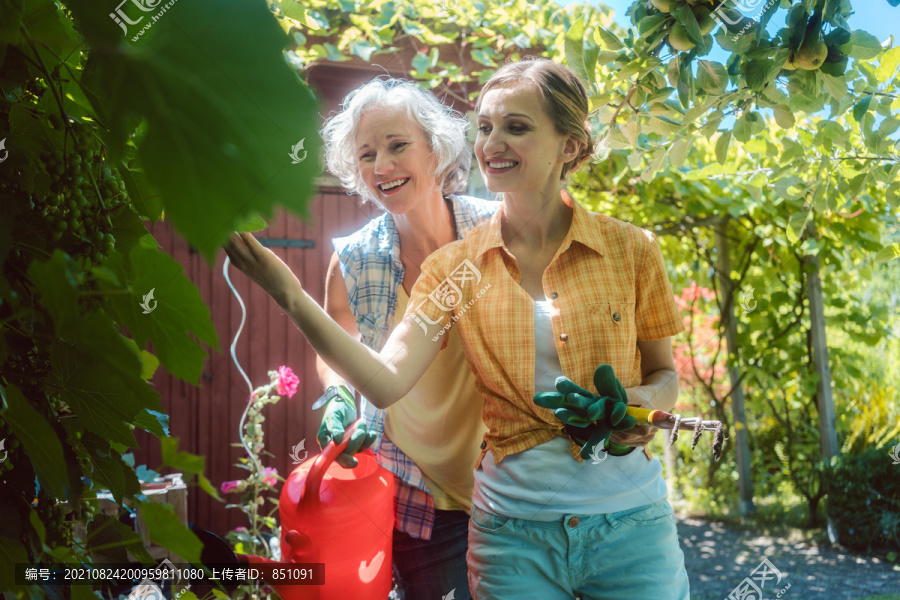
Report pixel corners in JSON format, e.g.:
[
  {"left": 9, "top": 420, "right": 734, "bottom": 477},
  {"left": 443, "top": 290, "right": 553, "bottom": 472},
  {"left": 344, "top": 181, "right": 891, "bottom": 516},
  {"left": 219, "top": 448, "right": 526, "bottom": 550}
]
[{"left": 300, "top": 418, "right": 364, "bottom": 505}]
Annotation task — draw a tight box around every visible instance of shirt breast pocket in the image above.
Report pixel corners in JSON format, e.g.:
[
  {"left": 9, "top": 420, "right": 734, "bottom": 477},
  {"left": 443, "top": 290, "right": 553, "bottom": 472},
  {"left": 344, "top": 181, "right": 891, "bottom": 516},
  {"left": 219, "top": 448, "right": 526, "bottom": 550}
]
[{"left": 585, "top": 301, "right": 636, "bottom": 370}]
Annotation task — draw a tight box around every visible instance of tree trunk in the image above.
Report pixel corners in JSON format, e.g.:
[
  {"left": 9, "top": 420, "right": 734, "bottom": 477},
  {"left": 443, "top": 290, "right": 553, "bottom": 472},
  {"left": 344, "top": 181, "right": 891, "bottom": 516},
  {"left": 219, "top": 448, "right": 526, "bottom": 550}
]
[
  {"left": 804, "top": 220, "right": 839, "bottom": 540},
  {"left": 803, "top": 222, "right": 839, "bottom": 458},
  {"left": 806, "top": 487, "right": 826, "bottom": 528},
  {"left": 715, "top": 219, "right": 755, "bottom": 515}
]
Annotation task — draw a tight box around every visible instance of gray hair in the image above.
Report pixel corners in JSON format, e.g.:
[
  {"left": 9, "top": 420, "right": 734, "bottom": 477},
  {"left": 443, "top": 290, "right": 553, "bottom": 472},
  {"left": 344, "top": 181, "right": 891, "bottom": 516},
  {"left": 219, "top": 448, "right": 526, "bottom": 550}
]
[{"left": 321, "top": 78, "right": 471, "bottom": 207}]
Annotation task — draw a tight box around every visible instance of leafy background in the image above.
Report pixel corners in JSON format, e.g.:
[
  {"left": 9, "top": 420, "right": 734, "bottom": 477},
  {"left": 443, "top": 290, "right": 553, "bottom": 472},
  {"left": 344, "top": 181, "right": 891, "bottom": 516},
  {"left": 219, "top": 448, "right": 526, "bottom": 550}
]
[{"left": 1, "top": 0, "right": 898, "bottom": 597}]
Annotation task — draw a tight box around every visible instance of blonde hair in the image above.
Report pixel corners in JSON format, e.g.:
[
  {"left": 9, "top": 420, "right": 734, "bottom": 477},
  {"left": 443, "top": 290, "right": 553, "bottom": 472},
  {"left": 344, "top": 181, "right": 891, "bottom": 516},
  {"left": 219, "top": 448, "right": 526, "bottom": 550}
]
[
  {"left": 322, "top": 78, "right": 470, "bottom": 207},
  {"left": 475, "top": 59, "right": 594, "bottom": 179}
]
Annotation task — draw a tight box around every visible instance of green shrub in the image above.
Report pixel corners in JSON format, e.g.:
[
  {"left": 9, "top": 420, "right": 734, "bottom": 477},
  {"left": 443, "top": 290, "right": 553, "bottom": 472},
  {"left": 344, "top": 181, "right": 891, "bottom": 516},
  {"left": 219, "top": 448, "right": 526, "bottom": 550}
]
[{"left": 823, "top": 446, "right": 900, "bottom": 552}]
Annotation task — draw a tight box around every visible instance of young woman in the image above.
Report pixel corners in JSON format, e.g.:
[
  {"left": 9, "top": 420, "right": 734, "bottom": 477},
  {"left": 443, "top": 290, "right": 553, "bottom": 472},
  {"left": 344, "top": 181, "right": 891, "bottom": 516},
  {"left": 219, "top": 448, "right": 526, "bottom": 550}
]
[
  {"left": 303, "top": 78, "right": 496, "bottom": 599},
  {"left": 224, "top": 60, "right": 690, "bottom": 599}
]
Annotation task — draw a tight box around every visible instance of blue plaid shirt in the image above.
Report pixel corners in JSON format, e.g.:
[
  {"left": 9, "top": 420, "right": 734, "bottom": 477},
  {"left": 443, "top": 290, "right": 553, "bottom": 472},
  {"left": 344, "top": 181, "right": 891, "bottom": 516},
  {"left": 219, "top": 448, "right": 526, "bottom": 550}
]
[{"left": 333, "top": 194, "right": 498, "bottom": 539}]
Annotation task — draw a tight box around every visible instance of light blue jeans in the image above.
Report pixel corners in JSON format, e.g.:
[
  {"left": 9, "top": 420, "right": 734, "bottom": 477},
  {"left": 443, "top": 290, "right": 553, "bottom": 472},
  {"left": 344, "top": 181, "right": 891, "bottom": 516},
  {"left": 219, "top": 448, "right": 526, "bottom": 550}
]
[{"left": 466, "top": 500, "right": 690, "bottom": 599}]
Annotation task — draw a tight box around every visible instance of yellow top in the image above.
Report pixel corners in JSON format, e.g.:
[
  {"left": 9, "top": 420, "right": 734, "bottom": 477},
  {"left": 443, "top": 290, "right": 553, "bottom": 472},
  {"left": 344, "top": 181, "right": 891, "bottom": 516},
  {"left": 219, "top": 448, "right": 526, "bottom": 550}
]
[
  {"left": 384, "top": 285, "right": 487, "bottom": 512},
  {"left": 405, "top": 193, "right": 683, "bottom": 465}
]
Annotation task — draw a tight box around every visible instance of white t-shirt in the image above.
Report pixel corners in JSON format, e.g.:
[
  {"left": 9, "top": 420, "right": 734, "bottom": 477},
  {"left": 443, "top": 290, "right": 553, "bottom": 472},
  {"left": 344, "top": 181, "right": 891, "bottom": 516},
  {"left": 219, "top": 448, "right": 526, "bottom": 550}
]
[{"left": 471, "top": 299, "right": 667, "bottom": 520}]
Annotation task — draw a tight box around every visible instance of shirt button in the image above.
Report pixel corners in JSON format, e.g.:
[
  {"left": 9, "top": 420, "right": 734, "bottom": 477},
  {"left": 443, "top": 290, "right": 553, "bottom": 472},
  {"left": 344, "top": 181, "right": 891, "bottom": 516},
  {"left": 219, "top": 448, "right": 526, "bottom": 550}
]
[
  {"left": 549, "top": 292, "right": 558, "bottom": 299},
  {"left": 613, "top": 312, "right": 621, "bottom": 322},
  {"left": 568, "top": 517, "right": 579, "bottom": 527},
  {"left": 559, "top": 333, "right": 568, "bottom": 342},
  {"left": 481, "top": 441, "right": 487, "bottom": 449}
]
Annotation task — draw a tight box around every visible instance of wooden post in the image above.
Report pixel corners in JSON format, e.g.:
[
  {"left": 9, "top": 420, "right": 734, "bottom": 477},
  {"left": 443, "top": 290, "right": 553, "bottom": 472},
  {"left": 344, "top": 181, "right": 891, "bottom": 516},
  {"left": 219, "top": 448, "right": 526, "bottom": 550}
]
[
  {"left": 715, "top": 220, "right": 755, "bottom": 515},
  {"left": 804, "top": 221, "right": 840, "bottom": 542},
  {"left": 804, "top": 221, "right": 840, "bottom": 459}
]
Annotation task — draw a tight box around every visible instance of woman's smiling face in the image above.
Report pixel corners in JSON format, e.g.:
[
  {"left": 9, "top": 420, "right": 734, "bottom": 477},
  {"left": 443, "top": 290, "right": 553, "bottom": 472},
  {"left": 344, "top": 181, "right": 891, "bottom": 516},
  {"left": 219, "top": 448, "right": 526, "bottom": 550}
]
[
  {"left": 355, "top": 104, "right": 441, "bottom": 214},
  {"left": 474, "top": 82, "right": 572, "bottom": 196}
]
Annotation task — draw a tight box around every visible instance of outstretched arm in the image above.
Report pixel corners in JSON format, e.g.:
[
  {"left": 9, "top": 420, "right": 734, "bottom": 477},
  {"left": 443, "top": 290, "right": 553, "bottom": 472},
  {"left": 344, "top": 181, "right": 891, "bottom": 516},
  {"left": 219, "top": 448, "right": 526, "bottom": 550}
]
[
  {"left": 628, "top": 337, "right": 678, "bottom": 413},
  {"left": 223, "top": 232, "right": 443, "bottom": 408},
  {"left": 315, "top": 251, "right": 361, "bottom": 390}
]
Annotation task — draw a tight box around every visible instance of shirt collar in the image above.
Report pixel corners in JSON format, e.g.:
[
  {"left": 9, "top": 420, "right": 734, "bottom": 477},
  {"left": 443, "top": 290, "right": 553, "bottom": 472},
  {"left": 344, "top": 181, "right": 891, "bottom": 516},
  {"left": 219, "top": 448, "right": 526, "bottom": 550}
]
[
  {"left": 472, "top": 190, "right": 606, "bottom": 260},
  {"left": 378, "top": 194, "right": 474, "bottom": 262}
]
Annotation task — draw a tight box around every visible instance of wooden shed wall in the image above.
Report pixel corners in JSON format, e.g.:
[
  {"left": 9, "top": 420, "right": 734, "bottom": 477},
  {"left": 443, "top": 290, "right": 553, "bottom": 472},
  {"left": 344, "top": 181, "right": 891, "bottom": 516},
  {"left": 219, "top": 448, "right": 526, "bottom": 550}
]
[{"left": 131, "top": 188, "right": 379, "bottom": 536}]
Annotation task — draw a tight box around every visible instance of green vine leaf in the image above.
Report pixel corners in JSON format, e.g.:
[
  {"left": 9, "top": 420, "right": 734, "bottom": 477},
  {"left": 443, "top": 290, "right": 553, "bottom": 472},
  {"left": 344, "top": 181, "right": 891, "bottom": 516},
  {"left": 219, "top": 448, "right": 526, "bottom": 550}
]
[
  {"left": 0, "top": 383, "right": 74, "bottom": 501},
  {"left": 161, "top": 437, "right": 222, "bottom": 501},
  {"left": 82, "top": 433, "right": 141, "bottom": 504},
  {"left": 715, "top": 130, "right": 732, "bottom": 165},
  {"left": 49, "top": 337, "right": 160, "bottom": 447},
  {"left": 67, "top": 0, "right": 323, "bottom": 261},
  {"left": 697, "top": 60, "right": 728, "bottom": 96},
  {"left": 138, "top": 502, "right": 203, "bottom": 563}
]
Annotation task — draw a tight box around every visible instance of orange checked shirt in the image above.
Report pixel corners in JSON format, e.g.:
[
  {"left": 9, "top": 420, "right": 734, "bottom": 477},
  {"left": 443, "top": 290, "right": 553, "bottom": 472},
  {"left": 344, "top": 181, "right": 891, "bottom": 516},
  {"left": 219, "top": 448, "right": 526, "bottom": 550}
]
[{"left": 405, "top": 191, "right": 684, "bottom": 465}]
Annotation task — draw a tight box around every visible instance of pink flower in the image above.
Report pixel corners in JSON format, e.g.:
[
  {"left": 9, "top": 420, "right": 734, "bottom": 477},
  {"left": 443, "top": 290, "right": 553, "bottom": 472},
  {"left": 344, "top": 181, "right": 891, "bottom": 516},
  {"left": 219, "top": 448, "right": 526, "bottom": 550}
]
[
  {"left": 220, "top": 480, "right": 243, "bottom": 494},
  {"left": 262, "top": 467, "right": 278, "bottom": 486},
  {"left": 277, "top": 366, "right": 299, "bottom": 399}
]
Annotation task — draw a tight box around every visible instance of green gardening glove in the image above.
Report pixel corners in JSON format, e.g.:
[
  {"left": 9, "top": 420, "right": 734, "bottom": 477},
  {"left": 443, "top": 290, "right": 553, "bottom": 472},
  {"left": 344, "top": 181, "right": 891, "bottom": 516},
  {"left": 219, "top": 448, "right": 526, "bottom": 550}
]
[
  {"left": 533, "top": 365, "right": 636, "bottom": 459},
  {"left": 592, "top": 364, "right": 638, "bottom": 456},
  {"left": 315, "top": 386, "right": 377, "bottom": 469}
]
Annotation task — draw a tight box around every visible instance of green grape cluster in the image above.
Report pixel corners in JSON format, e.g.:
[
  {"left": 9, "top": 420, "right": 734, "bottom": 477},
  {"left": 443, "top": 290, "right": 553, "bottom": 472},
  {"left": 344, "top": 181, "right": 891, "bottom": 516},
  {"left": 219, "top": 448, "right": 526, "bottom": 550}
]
[
  {"left": 4, "top": 341, "right": 50, "bottom": 387},
  {"left": 0, "top": 115, "right": 129, "bottom": 552},
  {"left": 34, "top": 490, "right": 69, "bottom": 549},
  {"left": 34, "top": 120, "right": 128, "bottom": 265}
]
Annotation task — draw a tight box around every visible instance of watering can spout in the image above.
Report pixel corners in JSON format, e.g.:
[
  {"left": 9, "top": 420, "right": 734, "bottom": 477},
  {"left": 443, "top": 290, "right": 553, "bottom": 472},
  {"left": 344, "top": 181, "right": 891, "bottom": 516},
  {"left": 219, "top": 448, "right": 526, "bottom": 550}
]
[
  {"left": 194, "top": 528, "right": 313, "bottom": 600},
  {"left": 235, "top": 529, "right": 311, "bottom": 564},
  {"left": 233, "top": 551, "right": 297, "bottom": 600},
  {"left": 192, "top": 528, "right": 294, "bottom": 598}
]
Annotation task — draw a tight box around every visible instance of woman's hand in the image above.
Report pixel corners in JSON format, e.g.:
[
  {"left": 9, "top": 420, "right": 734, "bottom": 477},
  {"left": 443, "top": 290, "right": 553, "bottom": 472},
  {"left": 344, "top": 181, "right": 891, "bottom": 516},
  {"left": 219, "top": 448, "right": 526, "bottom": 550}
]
[
  {"left": 223, "top": 232, "right": 301, "bottom": 307},
  {"left": 223, "top": 232, "right": 443, "bottom": 410},
  {"left": 610, "top": 339, "right": 679, "bottom": 448},
  {"left": 609, "top": 424, "right": 658, "bottom": 447},
  {"left": 607, "top": 378, "right": 663, "bottom": 447}
]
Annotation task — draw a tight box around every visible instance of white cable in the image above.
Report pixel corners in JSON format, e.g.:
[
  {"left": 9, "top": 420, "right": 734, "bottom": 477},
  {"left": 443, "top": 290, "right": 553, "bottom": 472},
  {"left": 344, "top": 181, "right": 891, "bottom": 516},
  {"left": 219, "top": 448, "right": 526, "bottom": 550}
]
[{"left": 222, "top": 255, "right": 262, "bottom": 475}]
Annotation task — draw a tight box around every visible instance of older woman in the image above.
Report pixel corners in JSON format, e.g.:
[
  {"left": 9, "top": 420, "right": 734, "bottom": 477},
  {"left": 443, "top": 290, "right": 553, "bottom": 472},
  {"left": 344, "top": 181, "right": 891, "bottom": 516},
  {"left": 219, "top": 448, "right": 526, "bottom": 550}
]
[
  {"left": 225, "top": 61, "right": 688, "bottom": 599},
  {"left": 310, "top": 78, "right": 495, "bottom": 599}
]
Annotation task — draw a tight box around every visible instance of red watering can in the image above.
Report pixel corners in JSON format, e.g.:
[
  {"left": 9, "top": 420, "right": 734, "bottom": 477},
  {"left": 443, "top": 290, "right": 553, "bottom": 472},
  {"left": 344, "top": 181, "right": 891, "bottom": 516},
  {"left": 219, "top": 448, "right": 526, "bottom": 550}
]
[{"left": 200, "top": 420, "right": 395, "bottom": 599}]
